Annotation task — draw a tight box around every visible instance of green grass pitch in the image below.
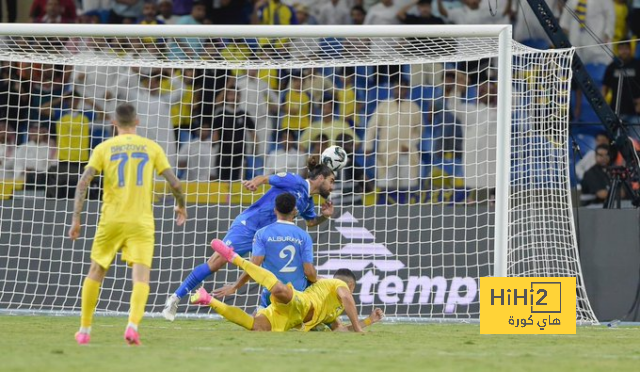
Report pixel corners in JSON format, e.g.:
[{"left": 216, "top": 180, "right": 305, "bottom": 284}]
[{"left": 2, "top": 315, "right": 639, "bottom": 372}]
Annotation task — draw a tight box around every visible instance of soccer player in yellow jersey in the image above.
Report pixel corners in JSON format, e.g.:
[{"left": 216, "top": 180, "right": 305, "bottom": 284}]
[
  {"left": 68, "top": 103, "right": 187, "bottom": 345},
  {"left": 190, "top": 239, "right": 384, "bottom": 332}
]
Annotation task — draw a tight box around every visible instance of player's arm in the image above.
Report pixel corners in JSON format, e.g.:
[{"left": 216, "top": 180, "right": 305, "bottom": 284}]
[
  {"left": 68, "top": 166, "right": 98, "bottom": 240},
  {"left": 242, "top": 175, "right": 270, "bottom": 192},
  {"left": 303, "top": 262, "right": 317, "bottom": 283},
  {"left": 305, "top": 200, "right": 334, "bottom": 227},
  {"left": 335, "top": 286, "right": 364, "bottom": 333},
  {"left": 329, "top": 308, "right": 385, "bottom": 332},
  {"left": 161, "top": 168, "right": 187, "bottom": 225},
  {"left": 214, "top": 255, "right": 265, "bottom": 298}
]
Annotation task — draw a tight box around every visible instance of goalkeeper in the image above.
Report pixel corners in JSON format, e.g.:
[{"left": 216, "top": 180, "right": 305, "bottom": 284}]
[
  {"left": 163, "top": 157, "right": 335, "bottom": 321},
  {"left": 191, "top": 239, "right": 384, "bottom": 332}
]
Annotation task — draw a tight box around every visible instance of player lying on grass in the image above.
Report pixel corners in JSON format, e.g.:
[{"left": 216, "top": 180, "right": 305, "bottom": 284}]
[
  {"left": 163, "top": 157, "right": 335, "bottom": 321},
  {"left": 213, "top": 192, "right": 318, "bottom": 309},
  {"left": 190, "top": 239, "right": 384, "bottom": 332}
]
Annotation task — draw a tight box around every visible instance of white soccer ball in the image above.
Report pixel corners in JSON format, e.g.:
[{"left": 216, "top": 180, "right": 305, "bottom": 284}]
[{"left": 321, "top": 145, "right": 348, "bottom": 172}]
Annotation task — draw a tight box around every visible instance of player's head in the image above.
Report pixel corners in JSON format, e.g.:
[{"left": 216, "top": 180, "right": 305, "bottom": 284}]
[
  {"left": 334, "top": 268, "right": 357, "bottom": 292},
  {"left": 113, "top": 103, "right": 139, "bottom": 130},
  {"left": 306, "top": 156, "right": 335, "bottom": 199},
  {"left": 275, "top": 192, "right": 298, "bottom": 220}
]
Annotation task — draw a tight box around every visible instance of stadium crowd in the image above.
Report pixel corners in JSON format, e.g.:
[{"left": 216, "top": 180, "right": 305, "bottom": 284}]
[{"left": 0, "top": 0, "right": 638, "bottom": 205}]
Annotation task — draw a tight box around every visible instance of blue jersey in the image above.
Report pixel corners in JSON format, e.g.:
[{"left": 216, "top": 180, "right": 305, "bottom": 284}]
[
  {"left": 231, "top": 173, "right": 317, "bottom": 231},
  {"left": 223, "top": 173, "right": 317, "bottom": 256},
  {"left": 253, "top": 221, "right": 314, "bottom": 292}
]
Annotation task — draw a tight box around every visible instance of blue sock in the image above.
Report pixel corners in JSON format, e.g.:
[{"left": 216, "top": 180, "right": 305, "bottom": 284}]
[{"left": 175, "top": 263, "right": 213, "bottom": 299}]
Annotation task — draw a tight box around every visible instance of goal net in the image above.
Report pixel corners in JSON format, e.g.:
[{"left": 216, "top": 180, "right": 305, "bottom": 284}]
[{"left": 0, "top": 24, "right": 597, "bottom": 323}]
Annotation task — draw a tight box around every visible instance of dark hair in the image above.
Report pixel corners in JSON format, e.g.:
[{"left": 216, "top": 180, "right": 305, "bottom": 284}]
[
  {"left": 351, "top": 5, "right": 366, "bottom": 14},
  {"left": 334, "top": 268, "right": 357, "bottom": 284},
  {"left": 596, "top": 144, "right": 610, "bottom": 153},
  {"left": 275, "top": 192, "right": 297, "bottom": 215},
  {"left": 115, "top": 103, "right": 137, "bottom": 127},
  {"left": 306, "top": 156, "right": 334, "bottom": 179}
]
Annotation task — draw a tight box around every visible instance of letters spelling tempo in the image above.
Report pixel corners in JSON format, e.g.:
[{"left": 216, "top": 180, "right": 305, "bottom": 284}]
[{"left": 480, "top": 277, "right": 576, "bottom": 334}]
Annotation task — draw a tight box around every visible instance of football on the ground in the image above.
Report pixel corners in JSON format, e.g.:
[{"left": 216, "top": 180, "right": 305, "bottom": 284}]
[{"left": 321, "top": 145, "right": 348, "bottom": 172}]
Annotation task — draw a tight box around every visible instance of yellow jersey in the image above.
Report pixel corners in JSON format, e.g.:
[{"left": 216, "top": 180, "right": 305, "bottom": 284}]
[
  {"left": 281, "top": 90, "right": 311, "bottom": 131},
  {"left": 301, "top": 279, "right": 349, "bottom": 331},
  {"left": 57, "top": 112, "right": 91, "bottom": 162},
  {"left": 87, "top": 134, "right": 171, "bottom": 227}
]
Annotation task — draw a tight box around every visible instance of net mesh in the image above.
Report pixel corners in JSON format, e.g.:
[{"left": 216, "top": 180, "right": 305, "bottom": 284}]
[{"left": 0, "top": 28, "right": 596, "bottom": 323}]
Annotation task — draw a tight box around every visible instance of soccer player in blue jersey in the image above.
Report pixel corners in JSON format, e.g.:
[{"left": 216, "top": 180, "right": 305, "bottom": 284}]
[
  {"left": 212, "top": 192, "right": 317, "bottom": 307},
  {"left": 162, "top": 157, "right": 334, "bottom": 321}
]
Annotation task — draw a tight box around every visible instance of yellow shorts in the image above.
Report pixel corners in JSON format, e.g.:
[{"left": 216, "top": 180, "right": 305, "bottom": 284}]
[
  {"left": 257, "top": 285, "right": 311, "bottom": 332},
  {"left": 91, "top": 222, "right": 154, "bottom": 269}
]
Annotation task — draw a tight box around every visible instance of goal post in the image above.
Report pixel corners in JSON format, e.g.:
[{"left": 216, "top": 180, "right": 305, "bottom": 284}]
[{"left": 0, "top": 24, "right": 596, "bottom": 323}]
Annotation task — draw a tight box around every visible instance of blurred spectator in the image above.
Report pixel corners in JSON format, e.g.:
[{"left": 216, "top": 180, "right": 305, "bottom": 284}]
[
  {"left": 178, "top": 1, "right": 207, "bottom": 23},
  {"left": 308, "top": 133, "right": 330, "bottom": 157},
  {"left": 264, "top": 130, "right": 306, "bottom": 175},
  {"left": 81, "top": 0, "right": 110, "bottom": 13},
  {"left": 581, "top": 144, "right": 613, "bottom": 205},
  {"left": 171, "top": 68, "right": 199, "bottom": 147},
  {"left": 171, "top": 2, "right": 208, "bottom": 58},
  {"left": 158, "top": 0, "right": 178, "bottom": 24},
  {"left": 560, "top": 0, "right": 614, "bottom": 85},
  {"left": 332, "top": 132, "right": 374, "bottom": 205},
  {"left": 333, "top": 66, "right": 363, "bottom": 126},
  {"left": 602, "top": 41, "right": 640, "bottom": 125},
  {"left": 437, "top": 0, "right": 510, "bottom": 24},
  {"left": 252, "top": 0, "right": 298, "bottom": 25},
  {"left": 397, "top": 0, "right": 444, "bottom": 24},
  {"left": 512, "top": 0, "right": 561, "bottom": 49},
  {"left": 173, "top": 0, "right": 194, "bottom": 16},
  {"left": 0, "top": 63, "right": 30, "bottom": 136},
  {"left": 177, "top": 123, "right": 218, "bottom": 181},
  {"left": 576, "top": 132, "right": 610, "bottom": 181},
  {"left": 302, "top": 68, "right": 334, "bottom": 104},
  {"left": 0, "top": 121, "right": 16, "bottom": 180},
  {"left": 350, "top": 5, "right": 366, "bottom": 24},
  {"left": 212, "top": 84, "right": 256, "bottom": 181},
  {"left": 0, "top": 0, "right": 17, "bottom": 22},
  {"left": 299, "top": 95, "right": 357, "bottom": 152},
  {"left": 13, "top": 125, "right": 57, "bottom": 188},
  {"left": 365, "top": 79, "right": 422, "bottom": 190},
  {"left": 36, "top": 0, "right": 76, "bottom": 23},
  {"left": 77, "top": 9, "right": 103, "bottom": 24},
  {"left": 281, "top": 73, "right": 312, "bottom": 133},
  {"left": 446, "top": 80, "right": 498, "bottom": 201},
  {"left": 364, "top": 0, "right": 399, "bottom": 24},
  {"left": 294, "top": 4, "right": 318, "bottom": 25},
  {"left": 209, "top": 0, "right": 248, "bottom": 24},
  {"left": 612, "top": 0, "right": 628, "bottom": 55},
  {"left": 236, "top": 69, "right": 279, "bottom": 157},
  {"left": 317, "top": 0, "right": 351, "bottom": 25},
  {"left": 108, "top": 0, "right": 144, "bottom": 24},
  {"left": 139, "top": 1, "right": 163, "bottom": 25},
  {"left": 30, "top": 0, "right": 76, "bottom": 22}
]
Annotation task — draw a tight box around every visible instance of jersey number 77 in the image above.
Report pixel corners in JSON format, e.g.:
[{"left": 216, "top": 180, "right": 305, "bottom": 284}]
[{"left": 110, "top": 152, "right": 149, "bottom": 187}]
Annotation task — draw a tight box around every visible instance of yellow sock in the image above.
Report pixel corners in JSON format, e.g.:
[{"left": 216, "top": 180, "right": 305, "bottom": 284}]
[
  {"left": 210, "top": 298, "right": 254, "bottom": 330},
  {"left": 128, "top": 282, "right": 150, "bottom": 327},
  {"left": 80, "top": 277, "right": 101, "bottom": 328},
  {"left": 232, "top": 256, "right": 278, "bottom": 291}
]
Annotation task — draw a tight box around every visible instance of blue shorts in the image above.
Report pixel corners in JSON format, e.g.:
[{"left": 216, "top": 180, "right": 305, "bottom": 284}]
[{"left": 222, "top": 224, "right": 255, "bottom": 257}]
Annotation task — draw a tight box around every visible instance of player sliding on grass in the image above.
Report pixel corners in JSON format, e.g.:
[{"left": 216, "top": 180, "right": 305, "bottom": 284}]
[
  {"left": 191, "top": 239, "right": 384, "bottom": 332},
  {"left": 213, "top": 192, "right": 318, "bottom": 308},
  {"left": 69, "top": 103, "right": 187, "bottom": 345},
  {"left": 163, "top": 157, "right": 335, "bottom": 321}
]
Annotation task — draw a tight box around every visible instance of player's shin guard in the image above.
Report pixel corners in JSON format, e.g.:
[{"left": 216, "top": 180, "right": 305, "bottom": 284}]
[
  {"left": 210, "top": 298, "right": 254, "bottom": 330},
  {"left": 129, "top": 282, "right": 150, "bottom": 326},
  {"left": 175, "top": 263, "right": 213, "bottom": 298},
  {"left": 235, "top": 257, "right": 279, "bottom": 291},
  {"left": 80, "top": 277, "right": 101, "bottom": 328}
]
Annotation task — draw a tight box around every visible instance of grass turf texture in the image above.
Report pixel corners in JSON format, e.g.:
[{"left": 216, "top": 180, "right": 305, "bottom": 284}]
[{"left": 2, "top": 315, "right": 639, "bottom": 372}]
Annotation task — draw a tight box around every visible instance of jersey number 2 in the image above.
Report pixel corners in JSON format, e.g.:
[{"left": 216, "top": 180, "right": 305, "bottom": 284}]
[
  {"left": 279, "top": 245, "right": 297, "bottom": 273},
  {"left": 110, "top": 152, "right": 149, "bottom": 187}
]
